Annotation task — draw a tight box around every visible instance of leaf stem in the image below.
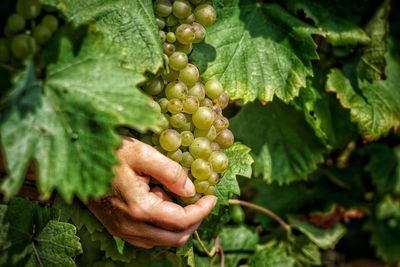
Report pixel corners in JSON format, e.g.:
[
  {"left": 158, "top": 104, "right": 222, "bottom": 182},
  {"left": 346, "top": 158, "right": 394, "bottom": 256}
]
[{"left": 228, "top": 199, "right": 291, "bottom": 230}]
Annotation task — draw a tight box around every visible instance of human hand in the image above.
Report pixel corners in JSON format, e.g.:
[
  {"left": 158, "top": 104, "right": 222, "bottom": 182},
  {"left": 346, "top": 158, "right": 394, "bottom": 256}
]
[{"left": 87, "top": 137, "right": 217, "bottom": 249}]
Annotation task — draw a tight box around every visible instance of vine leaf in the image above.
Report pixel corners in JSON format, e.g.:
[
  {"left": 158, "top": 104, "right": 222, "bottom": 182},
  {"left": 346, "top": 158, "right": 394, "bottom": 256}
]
[
  {"left": 190, "top": 0, "right": 319, "bottom": 103},
  {"left": 0, "top": 198, "right": 82, "bottom": 267},
  {"left": 231, "top": 100, "right": 324, "bottom": 184},
  {"left": 248, "top": 241, "right": 296, "bottom": 267},
  {"left": 0, "top": 33, "right": 160, "bottom": 202},
  {"left": 41, "top": 0, "right": 163, "bottom": 73}
]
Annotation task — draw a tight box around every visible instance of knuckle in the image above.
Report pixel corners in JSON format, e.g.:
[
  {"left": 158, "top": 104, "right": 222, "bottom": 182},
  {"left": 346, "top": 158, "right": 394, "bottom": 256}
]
[
  {"left": 169, "top": 164, "right": 186, "bottom": 186},
  {"left": 175, "top": 235, "right": 190, "bottom": 247}
]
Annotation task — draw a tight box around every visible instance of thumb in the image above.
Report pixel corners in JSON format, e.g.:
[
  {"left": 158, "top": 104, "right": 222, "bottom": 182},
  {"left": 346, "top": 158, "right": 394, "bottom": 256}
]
[{"left": 119, "top": 138, "right": 196, "bottom": 197}]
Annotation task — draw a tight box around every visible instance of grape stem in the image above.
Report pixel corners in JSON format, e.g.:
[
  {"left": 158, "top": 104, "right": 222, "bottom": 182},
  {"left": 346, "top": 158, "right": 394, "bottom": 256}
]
[
  {"left": 194, "top": 230, "right": 216, "bottom": 257},
  {"left": 228, "top": 199, "right": 291, "bottom": 230}
]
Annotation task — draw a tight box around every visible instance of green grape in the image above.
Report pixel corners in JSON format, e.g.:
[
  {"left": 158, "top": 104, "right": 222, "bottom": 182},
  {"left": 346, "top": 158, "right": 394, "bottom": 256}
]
[
  {"left": 140, "top": 135, "right": 153, "bottom": 145},
  {"left": 208, "top": 151, "right": 228, "bottom": 173},
  {"left": 6, "top": 14, "right": 26, "bottom": 33},
  {"left": 179, "top": 121, "right": 194, "bottom": 132},
  {"left": 158, "top": 98, "right": 169, "bottom": 113},
  {"left": 163, "top": 42, "right": 176, "bottom": 56},
  {"left": 194, "top": 126, "right": 216, "bottom": 141},
  {"left": 148, "top": 99, "right": 161, "bottom": 113},
  {"left": 229, "top": 204, "right": 245, "bottom": 224},
  {"left": 159, "top": 114, "right": 170, "bottom": 130},
  {"left": 212, "top": 104, "right": 222, "bottom": 115},
  {"left": 156, "top": 17, "right": 166, "bottom": 29},
  {"left": 194, "top": 179, "right": 210, "bottom": 192},
  {"left": 192, "top": 159, "right": 212, "bottom": 180},
  {"left": 205, "top": 79, "right": 223, "bottom": 99},
  {"left": 152, "top": 133, "right": 160, "bottom": 146},
  {"left": 192, "top": 106, "right": 215, "bottom": 130},
  {"left": 213, "top": 91, "right": 229, "bottom": 110},
  {"left": 10, "top": 34, "right": 36, "bottom": 59},
  {"left": 188, "top": 82, "right": 205, "bottom": 101},
  {"left": 213, "top": 115, "right": 229, "bottom": 132},
  {"left": 181, "top": 131, "right": 194, "bottom": 146},
  {"left": 33, "top": 24, "right": 52, "bottom": 45},
  {"left": 161, "top": 68, "right": 179, "bottom": 82},
  {"left": 166, "top": 32, "right": 176, "bottom": 43},
  {"left": 169, "top": 51, "right": 188, "bottom": 71},
  {"left": 159, "top": 129, "right": 182, "bottom": 151},
  {"left": 190, "top": 0, "right": 204, "bottom": 5},
  {"left": 215, "top": 129, "right": 234, "bottom": 149},
  {"left": 194, "top": 3, "right": 216, "bottom": 27},
  {"left": 189, "top": 137, "right": 212, "bottom": 159},
  {"left": 192, "top": 22, "right": 206, "bottom": 43},
  {"left": 170, "top": 113, "right": 187, "bottom": 128},
  {"left": 172, "top": 0, "right": 192, "bottom": 19},
  {"left": 160, "top": 31, "right": 166, "bottom": 42},
  {"left": 167, "top": 98, "right": 183, "bottom": 114},
  {"left": 165, "top": 80, "right": 188, "bottom": 99},
  {"left": 210, "top": 141, "right": 220, "bottom": 151},
  {"left": 179, "top": 64, "right": 199, "bottom": 86},
  {"left": 175, "top": 24, "right": 195, "bottom": 44},
  {"left": 208, "top": 172, "right": 219, "bottom": 185},
  {"left": 167, "top": 148, "right": 183, "bottom": 162},
  {"left": 182, "top": 95, "right": 199, "bottom": 114},
  {"left": 181, "top": 193, "right": 202, "bottom": 205},
  {"left": 0, "top": 38, "right": 10, "bottom": 62},
  {"left": 16, "top": 0, "right": 41, "bottom": 19},
  {"left": 42, "top": 14, "right": 59, "bottom": 33},
  {"left": 181, "top": 151, "right": 194, "bottom": 167},
  {"left": 204, "top": 185, "right": 215, "bottom": 195},
  {"left": 144, "top": 77, "right": 164, "bottom": 95},
  {"left": 200, "top": 98, "right": 213, "bottom": 108},
  {"left": 154, "top": 0, "right": 172, "bottom": 17},
  {"left": 165, "top": 14, "right": 179, "bottom": 26},
  {"left": 179, "top": 13, "right": 195, "bottom": 24},
  {"left": 174, "top": 41, "right": 193, "bottom": 55}
]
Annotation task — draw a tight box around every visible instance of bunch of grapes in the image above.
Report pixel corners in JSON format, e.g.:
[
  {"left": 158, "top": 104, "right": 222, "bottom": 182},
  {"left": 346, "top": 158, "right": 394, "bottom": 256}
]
[
  {"left": 140, "top": 0, "right": 234, "bottom": 204},
  {"left": 0, "top": 0, "right": 59, "bottom": 63}
]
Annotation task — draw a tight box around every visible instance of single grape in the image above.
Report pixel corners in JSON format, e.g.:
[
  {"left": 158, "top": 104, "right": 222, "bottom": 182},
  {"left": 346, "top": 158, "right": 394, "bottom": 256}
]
[
  {"left": 158, "top": 98, "right": 169, "bottom": 113},
  {"left": 188, "top": 82, "right": 206, "bottom": 101},
  {"left": 212, "top": 104, "right": 222, "bottom": 115},
  {"left": 167, "top": 98, "right": 183, "bottom": 114},
  {"left": 148, "top": 99, "right": 161, "bottom": 113},
  {"left": 208, "top": 151, "right": 228, "bottom": 173},
  {"left": 167, "top": 149, "right": 183, "bottom": 162},
  {"left": 210, "top": 141, "right": 220, "bottom": 151},
  {"left": 215, "top": 129, "right": 234, "bottom": 149},
  {"left": 169, "top": 51, "right": 188, "bottom": 71},
  {"left": 158, "top": 114, "right": 170, "bottom": 131},
  {"left": 154, "top": 0, "right": 172, "bottom": 17},
  {"left": 192, "top": 106, "right": 215, "bottom": 130},
  {"left": 166, "top": 32, "right": 176, "bottom": 43},
  {"left": 140, "top": 135, "right": 153, "bottom": 145},
  {"left": 194, "top": 126, "right": 217, "bottom": 141},
  {"left": 191, "top": 159, "right": 212, "bottom": 180},
  {"left": 181, "top": 151, "right": 194, "bottom": 167},
  {"left": 213, "top": 91, "right": 229, "bottom": 110},
  {"left": 179, "top": 13, "right": 195, "bottom": 24},
  {"left": 194, "top": 179, "right": 210, "bottom": 192},
  {"left": 16, "top": 0, "right": 41, "bottom": 19},
  {"left": 190, "top": 0, "right": 205, "bottom": 5},
  {"left": 33, "top": 24, "right": 52, "bottom": 45},
  {"left": 179, "top": 121, "right": 194, "bottom": 132},
  {"left": 208, "top": 172, "right": 219, "bottom": 185},
  {"left": 229, "top": 204, "right": 245, "bottom": 224},
  {"left": 181, "top": 193, "right": 202, "bottom": 205},
  {"left": 170, "top": 113, "right": 187, "bottom": 128},
  {"left": 204, "top": 185, "right": 215, "bottom": 195},
  {"left": 181, "top": 130, "right": 194, "bottom": 146},
  {"left": 205, "top": 79, "right": 223, "bottom": 99},
  {"left": 192, "top": 22, "right": 206, "bottom": 43},
  {"left": 175, "top": 24, "right": 195, "bottom": 45},
  {"left": 10, "top": 34, "right": 36, "bottom": 59},
  {"left": 6, "top": 14, "right": 26, "bottom": 33},
  {"left": 165, "top": 80, "right": 188, "bottom": 99},
  {"left": 160, "top": 31, "right": 167, "bottom": 42},
  {"left": 144, "top": 77, "right": 164, "bottom": 95},
  {"left": 182, "top": 95, "right": 199, "bottom": 114},
  {"left": 189, "top": 137, "right": 212, "bottom": 159},
  {"left": 174, "top": 41, "right": 192, "bottom": 55},
  {"left": 165, "top": 14, "right": 179, "bottom": 26},
  {"left": 163, "top": 42, "right": 176, "bottom": 56},
  {"left": 152, "top": 133, "right": 160, "bottom": 146},
  {"left": 156, "top": 17, "right": 166, "bottom": 29},
  {"left": 161, "top": 68, "right": 179, "bottom": 82},
  {"left": 194, "top": 3, "right": 217, "bottom": 27},
  {"left": 172, "top": 0, "right": 192, "bottom": 19},
  {"left": 200, "top": 98, "right": 213, "bottom": 108},
  {"left": 213, "top": 115, "right": 229, "bottom": 132},
  {"left": 159, "top": 129, "right": 182, "bottom": 151},
  {"left": 179, "top": 63, "right": 199, "bottom": 86},
  {"left": 42, "top": 14, "right": 59, "bottom": 33},
  {"left": 0, "top": 38, "right": 10, "bottom": 62}
]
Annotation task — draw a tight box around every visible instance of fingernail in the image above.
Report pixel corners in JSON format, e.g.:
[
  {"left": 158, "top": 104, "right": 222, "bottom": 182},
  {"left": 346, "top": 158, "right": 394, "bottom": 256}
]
[
  {"left": 212, "top": 196, "right": 218, "bottom": 207},
  {"left": 184, "top": 179, "right": 196, "bottom": 196}
]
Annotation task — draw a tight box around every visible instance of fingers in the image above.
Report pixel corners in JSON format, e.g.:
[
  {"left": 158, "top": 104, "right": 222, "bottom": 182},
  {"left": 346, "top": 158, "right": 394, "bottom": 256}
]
[
  {"left": 119, "top": 138, "right": 195, "bottom": 197},
  {"left": 151, "top": 187, "right": 173, "bottom": 202}
]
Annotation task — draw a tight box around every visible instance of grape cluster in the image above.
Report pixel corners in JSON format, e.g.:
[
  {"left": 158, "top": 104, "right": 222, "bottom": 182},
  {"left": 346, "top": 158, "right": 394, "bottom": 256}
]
[
  {"left": 0, "top": 0, "right": 59, "bottom": 63},
  {"left": 140, "top": 0, "right": 234, "bottom": 204}
]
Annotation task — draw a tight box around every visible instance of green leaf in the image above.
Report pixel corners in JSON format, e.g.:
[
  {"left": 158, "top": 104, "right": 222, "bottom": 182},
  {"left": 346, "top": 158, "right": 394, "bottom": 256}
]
[
  {"left": 0, "top": 198, "right": 82, "bottom": 266},
  {"left": 176, "top": 238, "right": 195, "bottom": 267},
  {"left": 249, "top": 241, "right": 296, "bottom": 267},
  {"left": 289, "top": 217, "right": 346, "bottom": 249},
  {"left": 41, "top": 0, "right": 163, "bottom": 73},
  {"left": 0, "top": 33, "right": 160, "bottom": 202},
  {"left": 280, "top": 0, "right": 371, "bottom": 46},
  {"left": 91, "top": 231, "right": 137, "bottom": 262},
  {"left": 190, "top": 0, "right": 318, "bottom": 103},
  {"left": 376, "top": 195, "right": 400, "bottom": 220},
  {"left": 231, "top": 100, "right": 324, "bottom": 184},
  {"left": 215, "top": 142, "right": 253, "bottom": 207},
  {"left": 290, "top": 236, "right": 321, "bottom": 267},
  {"left": 326, "top": 45, "right": 400, "bottom": 141}
]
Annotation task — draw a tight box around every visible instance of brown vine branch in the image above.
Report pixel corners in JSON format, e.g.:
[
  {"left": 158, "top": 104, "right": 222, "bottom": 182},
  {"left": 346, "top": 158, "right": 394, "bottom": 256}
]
[{"left": 228, "top": 199, "right": 291, "bottom": 230}]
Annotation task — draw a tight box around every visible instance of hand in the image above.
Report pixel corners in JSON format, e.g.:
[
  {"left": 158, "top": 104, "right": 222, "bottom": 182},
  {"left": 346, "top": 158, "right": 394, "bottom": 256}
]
[{"left": 87, "top": 137, "right": 217, "bottom": 249}]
